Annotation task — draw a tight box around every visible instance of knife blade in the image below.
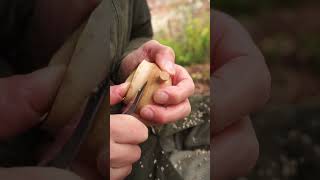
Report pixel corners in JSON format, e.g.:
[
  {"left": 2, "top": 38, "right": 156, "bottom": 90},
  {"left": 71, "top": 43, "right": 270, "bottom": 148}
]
[{"left": 122, "top": 82, "right": 147, "bottom": 115}]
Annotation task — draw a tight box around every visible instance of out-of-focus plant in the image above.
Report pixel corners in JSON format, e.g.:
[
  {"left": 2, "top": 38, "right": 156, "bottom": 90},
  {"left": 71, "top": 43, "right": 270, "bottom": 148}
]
[{"left": 155, "top": 11, "right": 209, "bottom": 66}]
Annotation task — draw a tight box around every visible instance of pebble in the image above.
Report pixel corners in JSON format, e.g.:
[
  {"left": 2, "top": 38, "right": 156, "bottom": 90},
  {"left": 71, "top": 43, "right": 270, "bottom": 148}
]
[{"left": 161, "top": 166, "right": 165, "bottom": 172}]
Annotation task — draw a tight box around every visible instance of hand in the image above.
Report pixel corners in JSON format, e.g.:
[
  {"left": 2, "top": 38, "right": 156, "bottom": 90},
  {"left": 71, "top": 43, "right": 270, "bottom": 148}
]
[
  {"left": 211, "top": 10, "right": 271, "bottom": 179},
  {"left": 120, "top": 40, "right": 195, "bottom": 124},
  {"left": 0, "top": 65, "right": 65, "bottom": 140},
  {"left": 97, "top": 83, "right": 148, "bottom": 180}
]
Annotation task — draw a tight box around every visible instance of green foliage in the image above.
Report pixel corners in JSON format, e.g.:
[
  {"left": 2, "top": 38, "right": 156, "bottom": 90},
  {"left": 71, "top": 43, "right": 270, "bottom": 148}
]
[{"left": 156, "top": 15, "right": 210, "bottom": 66}]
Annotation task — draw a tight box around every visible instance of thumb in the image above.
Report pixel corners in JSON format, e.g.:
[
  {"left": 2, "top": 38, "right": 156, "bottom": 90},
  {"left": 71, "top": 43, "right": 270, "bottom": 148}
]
[
  {"left": 0, "top": 65, "right": 66, "bottom": 139},
  {"left": 110, "top": 82, "right": 129, "bottom": 105}
]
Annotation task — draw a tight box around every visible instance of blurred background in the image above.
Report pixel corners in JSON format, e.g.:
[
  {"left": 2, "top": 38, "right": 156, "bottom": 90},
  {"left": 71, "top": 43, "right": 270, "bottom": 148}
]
[
  {"left": 148, "top": 0, "right": 210, "bottom": 96},
  {"left": 147, "top": 0, "right": 210, "bottom": 130},
  {"left": 214, "top": 0, "right": 320, "bottom": 180}
]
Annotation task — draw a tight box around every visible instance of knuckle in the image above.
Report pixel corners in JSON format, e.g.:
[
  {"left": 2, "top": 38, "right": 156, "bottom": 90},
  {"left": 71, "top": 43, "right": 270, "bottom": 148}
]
[{"left": 143, "top": 40, "right": 159, "bottom": 50}]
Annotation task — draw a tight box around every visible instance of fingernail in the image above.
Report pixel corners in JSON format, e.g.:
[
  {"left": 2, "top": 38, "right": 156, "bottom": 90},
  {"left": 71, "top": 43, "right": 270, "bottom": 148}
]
[
  {"left": 154, "top": 91, "right": 168, "bottom": 104},
  {"left": 165, "top": 61, "right": 175, "bottom": 75},
  {"left": 141, "top": 107, "right": 154, "bottom": 120}
]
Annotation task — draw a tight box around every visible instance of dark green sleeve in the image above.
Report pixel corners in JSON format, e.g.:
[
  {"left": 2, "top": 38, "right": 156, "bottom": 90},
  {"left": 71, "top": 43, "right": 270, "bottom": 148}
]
[
  {"left": 111, "top": 0, "right": 153, "bottom": 83},
  {"left": 124, "top": 0, "right": 154, "bottom": 52}
]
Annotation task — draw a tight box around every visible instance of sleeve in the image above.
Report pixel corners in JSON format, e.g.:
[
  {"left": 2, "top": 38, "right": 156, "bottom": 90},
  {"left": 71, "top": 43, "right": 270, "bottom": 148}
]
[
  {"left": 124, "top": 0, "right": 154, "bottom": 53},
  {"left": 111, "top": 0, "right": 153, "bottom": 83}
]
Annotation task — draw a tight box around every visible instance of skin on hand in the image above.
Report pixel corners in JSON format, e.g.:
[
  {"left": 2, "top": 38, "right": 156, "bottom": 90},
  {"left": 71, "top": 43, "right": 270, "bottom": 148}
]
[
  {"left": 109, "top": 114, "right": 148, "bottom": 180},
  {"left": 97, "top": 83, "right": 148, "bottom": 180},
  {"left": 0, "top": 65, "right": 66, "bottom": 140},
  {"left": 211, "top": 10, "right": 271, "bottom": 179},
  {"left": 120, "top": 40, "right": 195, "bottom": 124}
]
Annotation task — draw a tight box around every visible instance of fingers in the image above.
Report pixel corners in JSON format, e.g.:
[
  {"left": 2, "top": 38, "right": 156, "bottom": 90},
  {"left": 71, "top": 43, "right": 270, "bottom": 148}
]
[
  {"left": 109, "top": 115, "right": 146, "bottom": 179},
  {"left": 212, "top": 117, "right": 259, "bottom": 180},
  {"left": 211, "top": 10, "right": 263, "bottom": 70},
  {"left": 120, "top": 40, "right": 176, "bottom": 81},
  {"left": 110, "top": 83, "right": 129, "bottom": 105},
  {"left": 0, "top": 65, "right": 66, "bottom": 139},
  {"left": 139, "top": 65, "right": 193, "bottom": 124},
  {"left": 142, "top": 40, "right": 176, "bottom": 75},
  {"left": 110, "top": 114, "right": 148, "bottom": 144},
  {"left": 110, "top": 143, "right": 141, "bottom": 168},
  {"left": 153, "top": 65, "right": 194, "bottom": 105},
  {"left": 211, "top": 11, "right": 271, "bottom": 134},
  {"left": 110, "top": 166, "right": 132, "bottom": 180},
  {"left": 140, "top": 99, "right": 191, "bottom": 124}
]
